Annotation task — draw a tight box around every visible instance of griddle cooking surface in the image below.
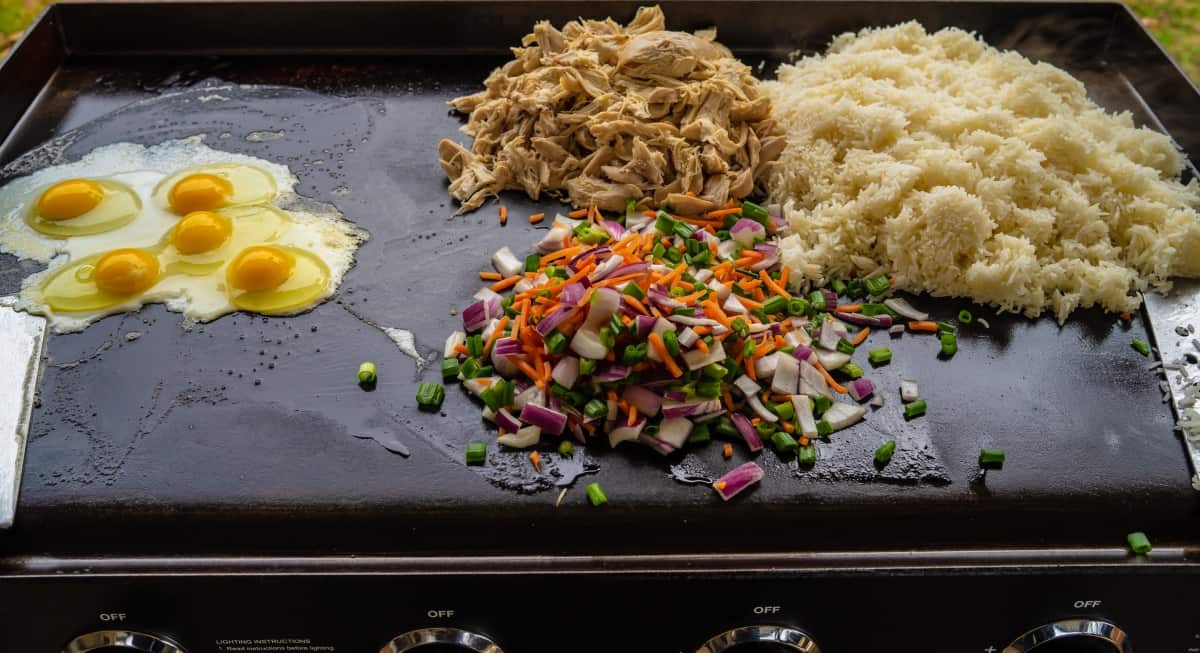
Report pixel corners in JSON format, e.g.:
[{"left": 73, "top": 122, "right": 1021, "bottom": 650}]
[{"left": 1, "top": 2, "right": 1197, "bottom": 556}]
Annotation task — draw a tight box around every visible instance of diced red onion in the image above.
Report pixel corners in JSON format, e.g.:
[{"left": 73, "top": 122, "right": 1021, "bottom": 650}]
[
  {"left": 669, "top": 314, "right": 721, "bottom": 327},
  {"left": 792, "top": 396, "right": 818, "bottom": 437},
  {"left": 678, "top": 327, "right": 699, "bottom": 348},
  {"left": 792, "top": 344, "right": 813, "bottom": 361},
  {"left": 818, "top": 323, "right": 841, "bottom": 350},
  {"left": 552, "top": 356, "right": 580, "bottom": 389},
  {"left": 494, "top": 408, "right": 522, "bottom": 433},
  {"left": 723, "top": 294, "right": 747, "bottom": 314},
  {"left": 714, "top": 461, "right": 764, "bottom": 501},
  {"left": 889, "top": 324, "right": 905, "bottom": 335},
  {"left": 814, "top": 348, "right": 851, "bottom": 371},
  {"left": 444, "top": 331, "right": 466, "bottom": 358},
  {"left": 733, "top": 374, "right": 760, "bottom": 397},
  {"left": 537, "top": 223, "right": 571, "bottom": 253},
  {"left": 609, "top": 418, "right": 645, "bottom": 448},
  {"left": 848, "top": 378, "right": 875, "bottom": 401},
  {"left": 647, "top": 286, "right": 685, "bottom": 310},
  {"left": 590, "top": 254, "right": 625, "bottom": 281},
  {"left": 514, "top": 385, "right": 541, "bottom": 411},
  {"left": 560, "top": 283, "right": 588, "bottom": 306},
  {"left": 635, "top": 314, "right": 657, "bottom": 338},
  {"left": 520, "top": 403, "right": 567, "bottom": 436},
  {"left": 536, "top": 306, "right": 572, "bottom": 337},
  {"left": 491, "top": 338, "right": 523, "bottom": 377},
  {"left": 462, "top": 297, "right": 500, "bottom": 332},
  {"left": 622, "top": 385, "right": 663, "bottom": 416},
  {"left": 568, "top": 246, "right": 611, "bottom": 269},
  {"left": 664, "top": 390, "right": 688, "bottom": 402},
  {"left": 768, "top": 214, "right": 786, "bottom": 233},
  {"left": 602, "top": 220, "right": 626, "bottom": 240},
  {"left": 821, "top": 289, "right": 838, "bottom": 308},
  {"left": 603, "top": 262, "right": 649, "bottom": 280},
  {"left": 767, "top": 203, "right": 782, "bottom": 218},
  {"left": 884, "top": 297, "right": 928, "bottom": 321},
  {"left": 638, "top": 433, "right": 678, "bottom": 456},
  {"left": 730, "top": 412, "right": 763, "bottom": 452},
  {"left": 799, "top": 360, "right": 829, "bottom": 397},
  {"left": 835, "top": 312, "right": 892, "bottom": 328},
  {"left": 750, "top": 254, "right": 779, "bottom": 272},
  {"left": 594, "top": 364, "right": 630, "bottom": 382},
  {"left": 730, "top": 218, "right": 766, "bottom": 247},
  {"left": 662, "top": 399, "right": 722, "bottom": 419}
]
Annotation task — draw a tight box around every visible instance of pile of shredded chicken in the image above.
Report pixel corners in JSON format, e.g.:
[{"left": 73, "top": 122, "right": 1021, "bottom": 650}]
[{"left": 438, "top": 6, "right": 784, "bottom": 214}]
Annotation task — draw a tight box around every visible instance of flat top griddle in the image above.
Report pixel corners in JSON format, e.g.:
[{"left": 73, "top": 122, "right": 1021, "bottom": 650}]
[{"left": 1, "top": 1, "right": 1198, "bottom": 557}]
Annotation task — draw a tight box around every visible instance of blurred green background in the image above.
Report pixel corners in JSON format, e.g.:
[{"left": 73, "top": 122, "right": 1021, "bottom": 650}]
[{"left": 0, "top": 0, "right": 1196, "bottom": 81}]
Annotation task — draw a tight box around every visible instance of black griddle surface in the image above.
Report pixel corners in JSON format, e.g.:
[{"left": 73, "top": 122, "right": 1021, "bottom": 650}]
[{"left": 1, "top": 2, "right": 1198, "bottom": 556}]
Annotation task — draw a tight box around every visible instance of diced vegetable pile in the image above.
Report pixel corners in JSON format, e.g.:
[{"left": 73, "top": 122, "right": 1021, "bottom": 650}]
[{"left": 435, "top": 200, "right": 985, "bottom": 501}]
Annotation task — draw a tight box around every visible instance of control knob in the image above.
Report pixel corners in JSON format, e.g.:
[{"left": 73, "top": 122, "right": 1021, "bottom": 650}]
[
  {"left": 697, "top": 625, "right": 822, "bottom": 653},
  {"left": 1004, "top": 619, "right": 1131, "bottom": 653},
  {"left": 380, "top": 627, "right": 504, "bottom": 653},
  {"left": 62, "top": 630, "right": 186, "bottom": 653}
]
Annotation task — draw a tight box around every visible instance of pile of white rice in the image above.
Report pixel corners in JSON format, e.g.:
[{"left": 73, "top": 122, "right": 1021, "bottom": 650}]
[{"left": 763, "top": 22, "right": 1200, "bottom": 322}]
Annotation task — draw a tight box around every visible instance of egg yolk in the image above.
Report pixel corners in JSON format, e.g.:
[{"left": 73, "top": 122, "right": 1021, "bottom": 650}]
[
  {"left": 36, "top": 179, "right": 105, "bottom": 221},
  {"left": 171, "top": 211, "right": 232, "bottom": 254},
  {"left": 228, "top": 246, "right": 295, "bottom": 291},
  {"left": 168, "top": 173, "right": 232, "bottom": 214},
  {"left": 92, "top": 249, "right": 160, "bottom": 295}
]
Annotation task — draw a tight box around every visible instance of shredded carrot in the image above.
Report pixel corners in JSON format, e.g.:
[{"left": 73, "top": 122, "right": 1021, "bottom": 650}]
[
  {"left": 678, "top": 215, "right": 724, "bottom": 227},
  {"left": 744, "top": 355, "right": 758, "bottom": 381},
  {"left": 513, "top": 301, "right": 529, "bottom": 341},
  {"left": 908, "top": 321, "right": 939, "bottom": 333},
  {"left": 714, "top": 480, "right": 727, "bottom": 491},
  {"left": 812, "top": 360, "right": 848, "bottom": 394},
  {"left": 694, "top": 338, "right": 709, "bottom": 354},
  {"left": 643, "top": 210, "right": 658, "bottom": 218},
  {"left": 838, "top": 304, "right": 862, "bottom": 313},
  {"left": 705, "top": 207, "right": 742, "bottom": 220},
  {"left": 475, "top": 378, "right": 493, "bottom": 387},
  {"left": 759, "top": 270, "right": 790, "bottom": 299},
  {"left": 628, "top": 405, "right": 639, "bottom": 427},
  {"left": 454, "top": 344, "right": 470, "bottom": 356},
  {"left": 739, "top": 279, "right": 763, "bottom": 290},
  {"left": 515, "top": 359, "right": 542, "bottom": 383},
  {"left": 529, "top": 212, "right": 545, "bottom": 224},
  {"left": 529, "top": 450, "right": 542, "bottom": 472},
  {"left": 773, "top": 335, "right": 786, "bottom": 349},
  {"left": 685, "top": 191, "right": 697, "bottom": 197},
  {"left": 499, "top": 205, "right": 508, "bottom": 226},
  {"left": 658, "top": 262, "right": 689, "bottom": 287},
  {"left": 780, "top": 420, "right": 794, "bottom": 434},
  {"left": 624, "top": 295, "right": 651, "bottom": 316},
  {"left": 542, "top": 360, "right": 552, "bottom": 381},
  {"left": 702, "top": 300, "right": 733, "bottom": 328},
  {"left": 734, "top": 294, "right": 764, "bottom": 310},
  {"left": 648, "top": 332, "right": 682, "bottom": 377},
  {"left": 722, "top": 389, "right": 735, "bottom": 412},
  {"left": 779, "top": 265, "right": 790, "bottom": 289},
  {"left": 562, "top": 231, "right": 570, "bottom": 248},
  {"left": 559, "top": 262, "right": 596, "bottom": 288},
  {"left": 851, "top": 327, "right": 871, "bottom": 347},
  {"left": 723, "top": 443, "right": 733, "bottom": 459},
  {"left": 568, "top": 208, "right": 589, "bottom": 218},
  {"left": 491, "top": 275, "right": 522, "bottom": 292},
  {"left": 479, "top": 271, "right": 502, "bottom": 281},
  {"left": 798, "top": 436, "right": 810, "bottom": 447},
  {"left": 482, "top": 316, "right": 510, "bottom": 356}
]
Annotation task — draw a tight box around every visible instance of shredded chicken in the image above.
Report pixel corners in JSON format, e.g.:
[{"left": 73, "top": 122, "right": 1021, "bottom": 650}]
[{"left": 438, "top": 5, "right": 783, "bottom": 213}]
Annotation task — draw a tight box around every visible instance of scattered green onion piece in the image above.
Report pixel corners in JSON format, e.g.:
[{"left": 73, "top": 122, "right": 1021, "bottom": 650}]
[
  {"left": 703, "top": 363, "right": 728, "bottom": 379},
  {"left": 670, "top": 286, "right": 687, "bottom": 297},
  {"left": 868, "top": 348, "right": 892, "bottom": 366},
  {"left": 841, "top": 363, "right": 864, "bottom": 379},
  {"left": 762, "top": 295, "right": 787, "bottom": 315},
  {"left": 874, "top": 440, "right": 896, "bottom": 465},
  {"left": 937, "top": 321, "right": 957, "bottom": 335},
  {"left": 836, "top": 338, "right": 856, "bottom": 355},
  {"left": 583, "top": 399, "right": 608, "bottom": 420},
  {"left": 780, "top": 345, "right": 795, "bottom": 354},
  {"left": 940, "top": 332, "right": 958, "bottom": 357},
  {"left": 688, "top": 422, "right": 712, "bottom": 444},
  {"left": 416, "top": 382, "right": 445, "bottom": 411},
  {"left": 558, "top": 440, "right": 575, "bottom": 457},
  {"left": 697, "top": 379, "right": 722, "bottom": 398},
  {"left": 812, "top": 394, "right": 832, "bottom": 417},
  {"left": 787, "top": 297, "right": 809, "bottom": 316},
  {"left": 715, "top": 416, "right": 739, "bottom": 439},
  {"left": 652, "top": 243, "right": 666, "bottom": 259},
  {"left": 809, "top": 290, "right": 827, "bottom": 311},
  {"left": 664, "top": 247, "right": 683, "bottom": 264},
  {"left": 524, "top": 253, "right": 541, "bottom": 273},
  {"left": 579, "top": 358, "right": 598, "bottom": 376},
  {"left": 545, "top": 331, "right": 568, "bottom": 354},
  {"left": 771, "top": 431, "right": 798, "bottom": 454},
  {"left": 860, "top": 303, "right": 891, "bottom": 317},
  {"left": 459, "top": 358, "right": 481, "bottom": 379},
  {"left": 865, "top": 275, "right": 890, "bottom": 296},
  {"left": 655, "top": 211, "right": 677, "bottom": 235},
  {"left": 797, "top": 444, "right": 817, "bottom": 466},
  {"left": 622, "top": 343, "right": 648, "bottom": 365},
  {"left": 622, "top": 282, "right": 646, "bottom": 300},
  {"left": 773, "top": 401, "right": 795, "bottom": 421},
  {"left": 662, "top": 331, "right": 680, "bottom": 357},
  {"left": 673, "top": 221, "right": 695, "bottom": 239},
  {"left": 904, "top": 399, "right": 927, "bottom": 420},
  {"left": 716, "top": 229, "right": 731, "bottom": 240},
  {"left": 357, "top": 361, "right": 378, "bottom": 384},
  {"left": 440, "top": 358, "right": 460, "bottom": 380},
  {"left": 731, "top": 317, "right": 750, "bottom": 338},
  {"left": 1131, "top": 339, "right": 1151, "bottom": 356},
  {"left": 465, "top": 441, "right": 487, "bottom": 465},
  {"left": 831, "top": 279, "right": 847, "bottom": 295},
  {"left": 755, "top": 422, "right": 777, "bottom": 439},
  {"left": 846, "top": 278, "right": 864, "bottom": 299},
  {"left": 741, "top": 201, "right": 770, "bottom": 225},
  {"left": 743, "top": 340, "right": 756, "bottom": 358},
  {"left": 473, "top": 364, "right": 494, "bottom": 377},
  {"left": 957, "top": 309, "right": 973, "bottom": 324},
  {"left": 816, "top": 420, "right": 833, "bottom": 437},
  {"left": 599, "top": 327, "right": 616, "bottom": 349},
  {"left": 466, "top": 335, "right": 484, "bottom": 357},
  {"left": 480, "top": 379, "right": 513, "bottom": 411},
  {"left": 1126, "top": 531, "right": 1152, "bottom": 555},
  {"left": 585, "top": 482, "right": 608, "bottom": 506},
  {"left": 978, "top": 448, "right": 1006, "bottom": 466}
]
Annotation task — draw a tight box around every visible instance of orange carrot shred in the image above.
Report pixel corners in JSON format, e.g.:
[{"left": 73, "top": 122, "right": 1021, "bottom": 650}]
[
  {"left": 838, "top": 304, "right": 862, "bottom": 313},
  {"left": 628, "top": 405, "right": 638, "bottom": 427},
  {"left": 851, "top": 327, "right": 870, "bottom": 347},
  {"left": 479, "top": 271, "right": 503, "bottom": 281},
  {"left": 529, "top": 451, "right": 542, "bottom": 473},
  {"left": 695, "top": 338, "right": 709, "bottom": 354},
  {"left": 491, "top": 276, "right": 522, "bottom": 292},
  {"left": 705, "top": 207, "right": 742, "bottom": 220},
  {"left": 798, "top": 436, "right": 810, "bottom": 447},
  {"left": 812, "top": 360, "right": 848, "bottom": 394},
  {"left": 568, "top": 208, "right": 589, "bottom": 218},
  {"left": 482, "top": 316, "right": 510, "bottom": 356},
  {"left": 760, "top": 270, "right": 791, "bottom": 299},
  {"left": 714, "top": 481, "right": 728, "bottom": 491},
  {"left": 499, "top": 205, "right": 508, "bottom": 225},
  {"left": 648, "top": 332, "right": 682, "bottom": 378},
  {"left": 529, "top": 212, "right": 545, "bottom": 224},
  {"left": 908, "top": 321, "right": 939, "bottom": 333},
  {"left": 454, "top": 344, "right": 470, "bottom": 356},
  {"left": 723, "top": 443, "right": 733, "bottom": 459}
]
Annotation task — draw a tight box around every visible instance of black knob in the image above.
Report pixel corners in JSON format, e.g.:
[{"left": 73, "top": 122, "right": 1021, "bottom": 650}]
[
  {"left": 696, "top": 626, "right": 822, "bottom": 653},
  {"left": 1004, "top": 620, "right": 1130, "bottom": 653}
]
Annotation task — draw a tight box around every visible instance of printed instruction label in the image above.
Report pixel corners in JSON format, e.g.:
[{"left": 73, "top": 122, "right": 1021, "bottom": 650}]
[{"left": 215, "top": 638, "right": 336, "bottom": 652}]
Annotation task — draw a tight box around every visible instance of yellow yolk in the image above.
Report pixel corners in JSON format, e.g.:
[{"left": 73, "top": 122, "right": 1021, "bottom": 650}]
[
  {"left": 168, "top": 173, "right": 232, "bottom": 214},
  {"left": 92, "top": 248, "right": 160, "bottom": 295},
  {"left": 36, "top": 179, "right": 104, "bottom": 221},
  {"left": 171, "top": 211, "right": 232, "bottom": 254},
  {"left": 228, "top": 245, "right": 295, "bottom": 291}
]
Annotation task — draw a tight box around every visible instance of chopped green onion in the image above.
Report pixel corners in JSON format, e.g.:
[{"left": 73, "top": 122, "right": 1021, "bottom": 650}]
[
  {"left": 714, "top": 416, "right": 738, "bottom": 439},
  {"left": 579, "top": 358, "right": 597, "bottom": 376},
  {"left": 937, "top": 321, "right": 957, "bottom": 336},
  {"left": 655, "top": 211, "right": 677, "bottom": 235},
  {"left": 466, "top": 335, "right": 484, "bottom": 357},
  {"left": 860, "top": 303, "right": 892, "bottom": 317},
  {"left": 688, "top": 422, "right": 712, "bottom": 444},
  {"left": 585, "top": 482, "right": 608, "bottom": 506},
  {"left": 416, "top": 382, "right": 445, "bottom": 411},
  {"left": 762, "top": 295, "right": 787, "bottom": 314},
  {"left": 978, "top": 448, "right": 1006, "bottom": 466},
  {"left": 1126, "top": 531, "right": 1152, "bottom": 555},
  {"left": 809, "top": 290, "right": 827, "bottom": 311},
  {"left": 957, "top": 309, "right": 973, "bottom": 324},
  {"left": 459, "top": 358, "right": 481, "bottom": 379},
  {"left": 716, "top": 229, "right": 731, "bottom": 240},
  {"left": 524, "top": 253, "right": 541, "bottom": 273},
  {"left": 559, "top": 440, "right": 575, "bottom": 457},
  {"left": 703, "top": 363, "right": 728, "bottom": 379},
  {"left": 1131, "top": 338, "right": 1151, "bottom": 356},
  {"left": 741, "top": 201, "right": 769, "bottom": 225},
  {"left": 652, "top": 243, "right": 666, "bottom": 259},
  {"left": 622, "top": 343, "right": 648, "bottom": 365},
  {"left": 755, "top": 422, "right": 777, "bottom": 438},
  {"left": 841, "top": 363, "right": 864, "bottom": 379},
  {"left": 545, "top": 331, "right": 568, "bottom": 354},
  {"left": 772, "top": 401, "right": 795, "bottom": 421},
  {"left": 670, "top": 286, "right": 687, "bottom": 297},
  {"left": 501, "top": 295, "right": 517, "bottom": 318},
  {"left": 357, "top": 361, "right": 378, "bottom": 384},
  {"left": 865, "top": 275, "right": 890, "bottom": 296},
  {"left": 697, "top": 379, "right": 722, "bottom": 398},
  {"left": 836, "top": 338, "right": 856, "bottom": 355},
  {"left": 622, "top": 282, "right": 646, "bottom": 300},
  {"left": 664, "top": 247, "right": 683, "bottom": 263},
  {"left": 465, "top": 441, "right": 487, "bottom": 465},
  {"left": 583, "top": 399, "right": 608, "bottom": 419},
  {"left": 730, "top": 317, "right": 750, "bottom": 338},
  {"left": 473, "top": 364, "right": 494, "bottom": 378},
  {"left": 831, "top": 279, "right": 847, "bottom": 295},
  {"left": 480, "top": 379, "right": 513, "bottom": 411},
  {"left": 599, "top": 327, "right": 616, "bottom": 349},
  {"left": 673, "top": 221, "right": 695, "bottom": 239},
  {"left": 787, "top": 297, "right": 809, "bottom": 316},
  {"left": 797, "top": 444, "right": 817, "bottom": 466},
  {"left": 743, "top": 340, "right": 756, "bottom": 358},
  {"left": 732, "top": 282, "right": 750, "bottom": 297},
  {"left": 868, "top": 348, "right": 892, "bottom": 366},
  {"left": 846, "top": 278, "right": 864, "bottom": 299},
  {"left": 904, "top": 399, "right": 927, "bottom": 420},
  {"left": 662, "top": 330, "right": 680, "bottom": 357},
  {"left": 940, "top": 332, "right": 958, "bottom": 357},
  {"left": 812, "top": 394, "right": 832, "bottom": 417},
  {"left": 771, "top": 431, "right": 798, "bottom": 453},
  {"left": 440, "top": 358, "right": 460, "bottom": 380},
  {"left": 816, "top": 420, "right": 833, "bottom": 437},
  {"left": 874, "top": 440, "right": 896, "bottom": 465}
]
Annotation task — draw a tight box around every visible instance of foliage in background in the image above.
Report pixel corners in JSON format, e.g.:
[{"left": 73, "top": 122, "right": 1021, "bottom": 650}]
[{"left": 0, "top": 1, "right": 1196, "bottom": 79}]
